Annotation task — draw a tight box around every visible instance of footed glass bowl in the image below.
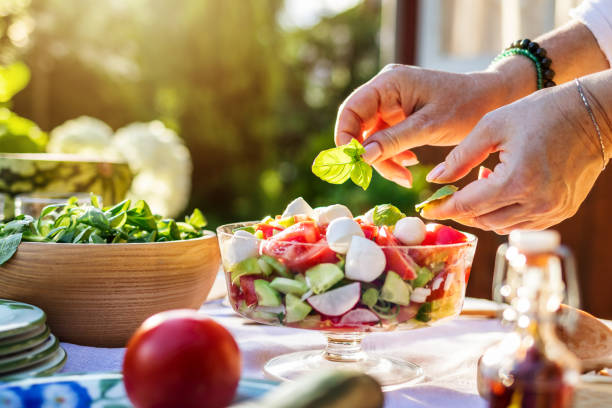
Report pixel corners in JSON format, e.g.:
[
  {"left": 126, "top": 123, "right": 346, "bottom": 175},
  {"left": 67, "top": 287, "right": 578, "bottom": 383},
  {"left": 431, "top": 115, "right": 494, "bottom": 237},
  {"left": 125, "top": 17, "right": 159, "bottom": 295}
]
[{"left": 217, "top": 222, "right": 477, "bottom": 388}]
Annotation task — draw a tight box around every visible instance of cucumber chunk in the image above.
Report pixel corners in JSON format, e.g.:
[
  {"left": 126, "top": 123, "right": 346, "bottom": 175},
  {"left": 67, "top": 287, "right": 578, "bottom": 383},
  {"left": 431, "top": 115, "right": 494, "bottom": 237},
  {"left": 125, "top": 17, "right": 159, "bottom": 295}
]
[
  {"left": 270, "top": 277, "right": 309, "bottom": 296},
  {"left": 305, "top": 263, "right": 344, "bottom": 294},
  {"left": 260, "top": 255, "right": 291, "bottom": 278},
  {"left": 230, "top": 257, "right": 262, "bottom": 284},
  {"left": 411, "top": 266, "right": 434, "bottom": 288},
  {"left": 254, "top": 279, "right": 282, "bottom": 307},
  {"left": 285, "top": 293, "right": 312, "bottom": 323},
  {"left": 380, "top": 271, "right": 412, "bottom": 305}
]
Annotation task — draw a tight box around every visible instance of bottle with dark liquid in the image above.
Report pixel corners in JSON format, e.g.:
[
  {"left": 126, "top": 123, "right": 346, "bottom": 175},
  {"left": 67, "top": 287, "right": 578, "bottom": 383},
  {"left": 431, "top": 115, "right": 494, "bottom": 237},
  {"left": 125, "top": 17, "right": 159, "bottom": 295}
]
[{"left": 478, "top": 230, "right": 580, "bottom": 408}]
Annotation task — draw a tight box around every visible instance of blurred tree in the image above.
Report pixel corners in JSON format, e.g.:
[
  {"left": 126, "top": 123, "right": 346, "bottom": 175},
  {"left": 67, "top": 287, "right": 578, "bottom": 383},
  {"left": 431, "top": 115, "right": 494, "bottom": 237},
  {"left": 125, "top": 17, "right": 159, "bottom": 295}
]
[{"left": 4, "top": 0, "right": 430, "bottom": 225}]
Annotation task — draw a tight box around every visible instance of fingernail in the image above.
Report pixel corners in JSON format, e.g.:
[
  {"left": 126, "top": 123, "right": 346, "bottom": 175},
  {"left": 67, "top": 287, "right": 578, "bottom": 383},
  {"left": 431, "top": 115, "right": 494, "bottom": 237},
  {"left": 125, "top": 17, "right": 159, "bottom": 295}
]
[
  {"left": 401, "top": 158, "right": 419, "bottom": 167},
  {"left": 362, "top": 142, "right": 382, "bottom": 163},
  {"left": 426, "top": 162, "right": 446, "bottom": 182}
]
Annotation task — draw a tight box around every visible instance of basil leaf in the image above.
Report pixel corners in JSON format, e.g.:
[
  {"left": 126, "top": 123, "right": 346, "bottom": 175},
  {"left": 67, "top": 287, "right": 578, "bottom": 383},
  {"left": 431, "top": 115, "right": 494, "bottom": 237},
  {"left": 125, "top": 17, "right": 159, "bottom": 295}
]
[
  {"left": 2, "top": 216, "right": 34, "bottom": 234},
  {"left": 312, "top": 139, "right": 372, "bottom": 189},
  {"left": 157, "top": 219, "right": 180, "bottom": 241},
  {"left": 415, "top": 185, "right": 458, "bottom": 212},
  {"left": 39, "top": 204, "right": 62, "bottom": 219},
  {"left": 105, "top": 199, "right": 131, "bottom": 217},
  {"left": 350, "top": 160, "right": 373, "bottom": 190},
  {"left": 372, "top": 204, "right": 405, "bottom": 226},
  {"left": 0, "top": 233, "right": 22, "bottom": 265},
  {"left": 109, "top": 211, "right": 127, "bottom": 229},
  {"left": 78, "top": 207, "right": 110, "bottom": 232},
  {"left": 90, "top": 193, "right": 101, "bottom": 209},
  {"left": 312, "top": 145, "right": 354, "bottom": 184},
  {"left": 186, "top": 208, "right": 207, "bottom": 229}
]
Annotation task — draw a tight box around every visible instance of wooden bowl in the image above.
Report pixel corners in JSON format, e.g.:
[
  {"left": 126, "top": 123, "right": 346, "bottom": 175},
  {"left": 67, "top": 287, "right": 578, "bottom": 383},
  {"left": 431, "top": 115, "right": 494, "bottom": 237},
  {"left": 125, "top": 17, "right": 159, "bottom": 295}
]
[{"left": 0, "top": 233, "right": 220, "bottom": 347}]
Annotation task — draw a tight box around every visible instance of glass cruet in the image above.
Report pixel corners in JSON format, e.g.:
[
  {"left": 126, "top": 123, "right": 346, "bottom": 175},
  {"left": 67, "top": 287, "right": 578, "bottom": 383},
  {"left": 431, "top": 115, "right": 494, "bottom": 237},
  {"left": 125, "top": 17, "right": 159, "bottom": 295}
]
[{"left": 478, "top": 230, "right": 581, "bottom": 408}]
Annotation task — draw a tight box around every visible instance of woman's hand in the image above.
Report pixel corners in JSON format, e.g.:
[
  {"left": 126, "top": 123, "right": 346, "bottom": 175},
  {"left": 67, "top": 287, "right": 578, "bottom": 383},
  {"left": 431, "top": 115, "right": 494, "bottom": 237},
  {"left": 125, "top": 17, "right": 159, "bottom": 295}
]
[
  {"left": 334, "top": 64, "right": 525, "bottom": 187},
  {"left": 422, "top": 79, "right": 608, "bottom": 234}
]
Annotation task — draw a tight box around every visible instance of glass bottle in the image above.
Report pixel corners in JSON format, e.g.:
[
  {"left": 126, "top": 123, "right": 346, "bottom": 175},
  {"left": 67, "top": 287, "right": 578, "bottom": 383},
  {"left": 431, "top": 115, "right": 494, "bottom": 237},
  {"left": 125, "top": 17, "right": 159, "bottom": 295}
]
[{"left": 478, "top": 230, "right": 580, "bottom": 408}]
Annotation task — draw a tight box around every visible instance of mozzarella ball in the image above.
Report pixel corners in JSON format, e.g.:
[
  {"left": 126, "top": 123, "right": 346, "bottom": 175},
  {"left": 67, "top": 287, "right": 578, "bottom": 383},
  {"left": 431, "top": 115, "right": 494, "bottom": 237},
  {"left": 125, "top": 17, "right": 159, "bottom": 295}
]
[
  {"left": 410, "top": 287, "right": 431, "bottom": 303},
  {"left": 326, "top": 217, "right": 364, "bottom": 254},
  {"left": 313, "top": 204, "right": 353, "bottom": 226},
  {"left": 362, "top": 208, "right": 375, "bottom": 224},
  {"left": 393, "top": 217, "right": 426, "bottom": 245},
  {"left": 282, "top": 197, "right": 314, "bottom": 218},
  {"left": 345, "top": 236, "right": 386, "bottom": 282},
  {"left": 223, "top": 230, "right": 260, "bottom": 265}
]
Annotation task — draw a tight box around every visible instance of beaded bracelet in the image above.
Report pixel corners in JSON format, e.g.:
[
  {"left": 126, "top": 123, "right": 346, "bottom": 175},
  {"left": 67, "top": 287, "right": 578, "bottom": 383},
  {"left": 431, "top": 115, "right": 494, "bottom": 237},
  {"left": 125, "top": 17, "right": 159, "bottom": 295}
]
[{"left": 492, "top": 39, "right": 555, "bottom": 90}]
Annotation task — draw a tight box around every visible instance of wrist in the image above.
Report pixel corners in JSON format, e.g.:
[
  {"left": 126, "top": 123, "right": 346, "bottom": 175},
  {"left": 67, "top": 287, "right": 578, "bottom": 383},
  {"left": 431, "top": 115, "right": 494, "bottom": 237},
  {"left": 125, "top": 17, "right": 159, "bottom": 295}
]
[{"left": 485, "top": 56, "right": 539, "bottom": 102}]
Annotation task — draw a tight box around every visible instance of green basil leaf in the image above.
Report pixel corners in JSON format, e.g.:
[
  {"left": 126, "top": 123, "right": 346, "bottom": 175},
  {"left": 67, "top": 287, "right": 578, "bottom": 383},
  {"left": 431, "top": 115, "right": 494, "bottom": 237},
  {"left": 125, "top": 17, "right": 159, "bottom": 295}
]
[
  {"left": 78, "top": 207, "right": 110, "bottom": 231},
  {"left": 0, "top": 233, "right": 22, "bottom": 265},
  {"left": 372, "top": 204, "right": 406, "bottom": 226},
  {"left": 350, "top": 160, "right": 372, "bottom": 190},
  {"left": 312, "top": 139, "right": 372, "bottom": 189},
  {"left": 312, "top": 145, "right": 354, "bottom": 185},
  {"left": 133, "top": 200, "right": 153, "bottom": 217},
  {"left": 186, "top": 208, "right": 207, "bottom": 229},
  {"left": 415, "top": 185, "right": 458, "bottom": 212},
  {"left": 73, "top": 226, "right": 93, "bottom": 243},
  {"left": 90, "top": 193, "right": 101, "bottom": 209},
  {"left": 157, "top": 219, "right": 180, "bottom": 241},
  {"left": 2, "top": 216, "right": 34, "bottom": 234},
  {"left": 89, "top": 232, "right": 105, "bottom": 244},
  {"left": 109, "top": 211, "right": 127, "bottom": 229},
  {"left": 126, "top": 214, "right": 157, "bottom": 231},
  {"left": 105, "top": 199, "right": 131, "bottom": 217},
  {"left": 39, "top": 204, "right": 62, "bottom": 219}
]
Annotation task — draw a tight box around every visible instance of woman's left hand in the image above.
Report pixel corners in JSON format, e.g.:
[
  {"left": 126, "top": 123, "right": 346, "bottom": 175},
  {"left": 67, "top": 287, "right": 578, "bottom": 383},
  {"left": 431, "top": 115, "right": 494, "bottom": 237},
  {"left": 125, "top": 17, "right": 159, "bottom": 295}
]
[{"left": 422, "top": 80, "right": 608, "bottom": 234}]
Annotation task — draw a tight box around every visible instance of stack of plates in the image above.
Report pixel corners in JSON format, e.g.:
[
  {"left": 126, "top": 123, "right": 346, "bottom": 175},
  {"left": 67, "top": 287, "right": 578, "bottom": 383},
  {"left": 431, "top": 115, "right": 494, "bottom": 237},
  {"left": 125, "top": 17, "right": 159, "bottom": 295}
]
[{"left": 0, "top": 299, "right": 66, "bottom": 381}]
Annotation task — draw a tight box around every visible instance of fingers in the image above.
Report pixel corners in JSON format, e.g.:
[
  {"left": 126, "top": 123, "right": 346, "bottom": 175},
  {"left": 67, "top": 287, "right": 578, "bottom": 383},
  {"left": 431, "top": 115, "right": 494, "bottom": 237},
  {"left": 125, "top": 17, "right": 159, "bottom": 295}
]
[
  {"left": 361, "top": 107, "right": 436, "bottom": 163},
  {"left": 373, "top": 159, "right": 413, "bottom": 188},
  {"left": 426, "top": 117, "right": 502, "bottom": 183},
  {"left": 392, "top": 149, "right": 419, "bottom": 167},
  {"left": 421, "top": 178, "right": 507, "bottom": 220},
  {"left": 335, "top": 74, "right": 406, "bottom": 147}
]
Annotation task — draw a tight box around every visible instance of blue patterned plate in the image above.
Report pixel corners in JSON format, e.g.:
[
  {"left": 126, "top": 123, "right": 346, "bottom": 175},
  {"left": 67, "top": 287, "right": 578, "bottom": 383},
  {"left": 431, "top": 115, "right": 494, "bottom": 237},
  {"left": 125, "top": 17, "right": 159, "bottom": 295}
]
[{"left": 0, "top": 372, "right": 278, "bottom": 407}]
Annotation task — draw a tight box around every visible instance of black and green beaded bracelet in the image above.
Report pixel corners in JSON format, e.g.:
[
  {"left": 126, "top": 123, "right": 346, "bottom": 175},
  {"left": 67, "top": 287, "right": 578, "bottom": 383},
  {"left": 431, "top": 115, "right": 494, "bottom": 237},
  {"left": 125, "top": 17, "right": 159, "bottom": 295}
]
[{"left": 492, "top": 39, "right": 555, "bottom": 90}]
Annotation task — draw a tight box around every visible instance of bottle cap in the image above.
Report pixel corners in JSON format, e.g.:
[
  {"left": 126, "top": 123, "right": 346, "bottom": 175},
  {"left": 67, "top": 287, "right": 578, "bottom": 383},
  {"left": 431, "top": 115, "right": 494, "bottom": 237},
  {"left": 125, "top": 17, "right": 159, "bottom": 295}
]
[{"left": 509, "top": 230, "right": 560, "bottom": 253}]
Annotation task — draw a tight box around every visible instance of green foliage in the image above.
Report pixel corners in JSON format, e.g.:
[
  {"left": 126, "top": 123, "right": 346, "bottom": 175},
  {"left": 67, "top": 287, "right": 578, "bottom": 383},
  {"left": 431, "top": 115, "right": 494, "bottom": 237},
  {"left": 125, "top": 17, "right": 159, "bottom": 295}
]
[
  {"left": 6, "top": 0, "right": 428, "bottom": 224},
  {"left": 0, "top": 196, "right": 208, "bottom": 256}
]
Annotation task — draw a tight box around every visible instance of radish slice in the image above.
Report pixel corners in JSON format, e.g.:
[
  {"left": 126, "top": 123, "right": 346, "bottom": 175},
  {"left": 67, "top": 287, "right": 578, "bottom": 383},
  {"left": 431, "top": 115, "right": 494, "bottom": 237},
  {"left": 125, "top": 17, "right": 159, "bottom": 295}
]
[
  {"left": 339, "top": 308, "right": 380, "bottom": 325},
  {"left": 307, "top": 282, "right": 360, "bottom": 316}
]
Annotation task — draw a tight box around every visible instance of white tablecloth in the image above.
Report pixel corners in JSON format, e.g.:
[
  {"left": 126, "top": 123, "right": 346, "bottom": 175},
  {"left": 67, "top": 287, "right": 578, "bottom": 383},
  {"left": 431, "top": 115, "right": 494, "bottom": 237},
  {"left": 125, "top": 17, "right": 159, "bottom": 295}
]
[{"left": 59, "top": 298, "right": 508, "bottom": 408}]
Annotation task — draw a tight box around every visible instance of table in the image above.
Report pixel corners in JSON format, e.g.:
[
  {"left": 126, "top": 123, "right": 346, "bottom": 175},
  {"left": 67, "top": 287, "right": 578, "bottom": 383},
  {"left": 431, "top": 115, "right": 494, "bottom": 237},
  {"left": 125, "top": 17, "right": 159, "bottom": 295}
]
[{"left": 59, "top": 297, "right": 508, "bottom": 408}]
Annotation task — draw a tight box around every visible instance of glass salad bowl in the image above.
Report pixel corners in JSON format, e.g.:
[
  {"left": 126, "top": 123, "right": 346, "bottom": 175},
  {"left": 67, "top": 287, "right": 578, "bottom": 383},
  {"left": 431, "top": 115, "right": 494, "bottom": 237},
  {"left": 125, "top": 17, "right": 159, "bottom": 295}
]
[{"left": 217, "top": 200, "right": 477, "bottom": 388}]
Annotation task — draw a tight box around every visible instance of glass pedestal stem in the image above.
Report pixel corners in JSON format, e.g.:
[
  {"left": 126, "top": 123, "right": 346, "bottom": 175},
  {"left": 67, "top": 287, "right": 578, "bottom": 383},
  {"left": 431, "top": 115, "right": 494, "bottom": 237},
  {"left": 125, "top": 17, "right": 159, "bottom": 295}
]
[{"left": 324, "top": 333, "right": 366, "bottom": 362}]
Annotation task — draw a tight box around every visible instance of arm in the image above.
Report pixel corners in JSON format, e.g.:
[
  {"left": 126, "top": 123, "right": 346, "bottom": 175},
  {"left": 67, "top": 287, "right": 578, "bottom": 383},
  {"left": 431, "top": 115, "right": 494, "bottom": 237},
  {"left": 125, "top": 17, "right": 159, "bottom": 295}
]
[
  {"left": 422, "top": 68, "right": 612, "bottom": 233},
  {"left": 334, "top": 20, "right": 609, "bottom": 188}
]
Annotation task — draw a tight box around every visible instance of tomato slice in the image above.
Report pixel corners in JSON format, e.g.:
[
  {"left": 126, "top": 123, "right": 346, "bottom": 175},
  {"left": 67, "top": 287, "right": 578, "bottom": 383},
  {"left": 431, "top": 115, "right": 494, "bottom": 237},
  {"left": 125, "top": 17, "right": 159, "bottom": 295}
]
[
  {"left": 269, "top": 221, "right": 321, "bottom": 243},
  {"left": 422, "top": 224, "right": 466, "bottom": 245},
  {"left": 261, "top": 239, "right": 337, "bottom": 273},
  {"left": 240, "top": 276, "right": 258, "bottom": 306},
  {"left": 255, "top": 223, "right": 283, "bottom": 239},
  {"left": 359, "top": 224, "right": 379, "bottom": 240},
  {"left": 435, "top": 226, "right": 467, "bottom": 245},
  {"left": 375, "top": 226, "right": 417, "bottom": 280}
]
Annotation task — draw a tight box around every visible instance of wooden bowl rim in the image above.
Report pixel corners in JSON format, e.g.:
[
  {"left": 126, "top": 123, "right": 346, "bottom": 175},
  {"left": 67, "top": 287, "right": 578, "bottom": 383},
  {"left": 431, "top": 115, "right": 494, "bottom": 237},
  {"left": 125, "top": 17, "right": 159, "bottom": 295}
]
[{"left": 16, "top": 230, "right": 217, "bottom": 248}]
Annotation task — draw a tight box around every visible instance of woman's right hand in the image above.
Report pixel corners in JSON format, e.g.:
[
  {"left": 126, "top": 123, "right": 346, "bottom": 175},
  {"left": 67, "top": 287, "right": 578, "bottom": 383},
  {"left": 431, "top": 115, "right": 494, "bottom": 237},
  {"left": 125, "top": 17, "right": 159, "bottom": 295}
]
[{"left": 334, "top": 64, "right": 527, "bottom": 187}]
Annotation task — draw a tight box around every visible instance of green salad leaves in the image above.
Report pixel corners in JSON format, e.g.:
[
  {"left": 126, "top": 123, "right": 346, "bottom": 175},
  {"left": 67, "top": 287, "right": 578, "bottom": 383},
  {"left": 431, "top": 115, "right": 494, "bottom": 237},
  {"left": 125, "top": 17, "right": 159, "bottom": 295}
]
[
  {"left": 312, "top": 139, "right": 372, "bottom": 190},
  {"left": 415, "top": 185, "right": 458, "bottom": 212},
  {"left": 0, "top": 195, "right": 209, "bottom": 265}
]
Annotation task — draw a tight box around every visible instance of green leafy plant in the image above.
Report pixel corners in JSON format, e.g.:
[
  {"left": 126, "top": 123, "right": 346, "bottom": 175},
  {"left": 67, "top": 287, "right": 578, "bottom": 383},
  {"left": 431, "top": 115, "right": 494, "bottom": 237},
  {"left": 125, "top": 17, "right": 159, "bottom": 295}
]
[
  {"left": 415, "top": 185, "right": 458, "bottom": 212},
  {"left": 0, "top": 195, "right": 209, "bottom": 265},
  {"left": 311, "top": 139, "right": 372, "bottom": 190},
  {"left": 372, "top": 204, "right": 405, "bottom": 227}
]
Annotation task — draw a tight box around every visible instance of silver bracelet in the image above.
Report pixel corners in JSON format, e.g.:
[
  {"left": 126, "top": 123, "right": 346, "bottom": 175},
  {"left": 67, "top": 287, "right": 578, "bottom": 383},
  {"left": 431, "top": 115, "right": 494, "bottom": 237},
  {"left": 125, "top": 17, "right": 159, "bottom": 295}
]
[{"left": 575, "top": 78, "right": 607, "bottom": 170}]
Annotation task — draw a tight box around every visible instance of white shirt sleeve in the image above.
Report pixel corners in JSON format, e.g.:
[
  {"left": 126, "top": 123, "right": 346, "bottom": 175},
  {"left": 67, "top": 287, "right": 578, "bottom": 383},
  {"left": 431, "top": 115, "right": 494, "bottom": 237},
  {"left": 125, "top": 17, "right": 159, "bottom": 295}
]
[{"left": 570, "top": 0, "right": 612, "bottom": 64}]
